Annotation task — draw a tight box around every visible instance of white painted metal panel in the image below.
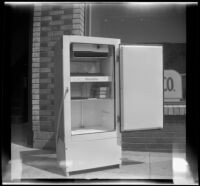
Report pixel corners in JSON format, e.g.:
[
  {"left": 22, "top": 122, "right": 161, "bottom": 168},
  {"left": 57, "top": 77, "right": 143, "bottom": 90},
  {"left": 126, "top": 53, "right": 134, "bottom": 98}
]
[
  {"left": 121, "top": 45, "right": 163, "bottom": 131},
  {"left": 60, "top": 36, "right": 121, "bottom": 174},
  {"left": 67, "top": 138, "right": 121, "bottom": 172}
]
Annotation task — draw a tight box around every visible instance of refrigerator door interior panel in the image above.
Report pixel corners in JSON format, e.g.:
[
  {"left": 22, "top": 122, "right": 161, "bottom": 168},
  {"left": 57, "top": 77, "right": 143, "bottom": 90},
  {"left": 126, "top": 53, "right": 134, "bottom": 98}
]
[{"left": 120, "top": 45, "right": 163, "bottom": 131}]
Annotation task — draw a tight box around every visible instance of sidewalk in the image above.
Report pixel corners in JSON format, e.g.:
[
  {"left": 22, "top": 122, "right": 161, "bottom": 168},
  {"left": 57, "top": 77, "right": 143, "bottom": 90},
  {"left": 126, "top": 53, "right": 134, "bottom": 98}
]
[
  {"left": 2, "top": 124, "right": 197, "bottom": 184},
  {"left": 5, "top": 143, "right": 173, "bottom": 180}
]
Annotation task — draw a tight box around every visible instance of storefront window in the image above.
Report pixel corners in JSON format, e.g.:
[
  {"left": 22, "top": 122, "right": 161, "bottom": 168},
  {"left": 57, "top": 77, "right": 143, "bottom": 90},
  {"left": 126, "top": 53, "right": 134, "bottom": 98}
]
[{"left": 86, "top": 3, "right": 186, "bottom": 102}]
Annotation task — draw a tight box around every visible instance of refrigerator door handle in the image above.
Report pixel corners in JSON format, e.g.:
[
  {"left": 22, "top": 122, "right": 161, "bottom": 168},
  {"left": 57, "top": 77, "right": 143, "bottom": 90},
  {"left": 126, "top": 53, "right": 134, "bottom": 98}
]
[{"left": 64, "top": 87, "right": 69, "bottom": 97}]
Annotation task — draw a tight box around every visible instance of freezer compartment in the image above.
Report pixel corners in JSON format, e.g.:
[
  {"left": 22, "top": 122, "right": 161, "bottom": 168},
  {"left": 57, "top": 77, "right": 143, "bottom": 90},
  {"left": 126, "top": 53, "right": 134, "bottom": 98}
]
[
  {"left": 70, "top": 56, "right": 114, "bottom": 76},
  {"left": 71, "top": 43, "right": 109, "bottom": 57}
]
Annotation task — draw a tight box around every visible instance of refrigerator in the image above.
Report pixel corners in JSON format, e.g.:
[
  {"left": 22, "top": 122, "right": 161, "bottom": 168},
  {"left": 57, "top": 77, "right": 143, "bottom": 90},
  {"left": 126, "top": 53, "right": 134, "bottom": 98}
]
[{"left": 54, "top": 35, "right": 163, "bottom": 175}]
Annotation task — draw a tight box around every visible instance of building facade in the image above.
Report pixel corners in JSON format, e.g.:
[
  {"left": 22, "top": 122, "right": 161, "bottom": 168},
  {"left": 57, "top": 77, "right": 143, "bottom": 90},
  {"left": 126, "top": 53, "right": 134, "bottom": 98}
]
[{"left": 8, "top": 2, "right": 186, "bottom": 152}]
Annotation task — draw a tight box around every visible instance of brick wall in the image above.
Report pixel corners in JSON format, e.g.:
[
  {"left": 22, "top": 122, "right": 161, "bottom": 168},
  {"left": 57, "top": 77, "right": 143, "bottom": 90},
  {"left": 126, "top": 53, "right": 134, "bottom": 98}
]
[{"left": 32, "top": 3, "right": 85, "bottom": 149}]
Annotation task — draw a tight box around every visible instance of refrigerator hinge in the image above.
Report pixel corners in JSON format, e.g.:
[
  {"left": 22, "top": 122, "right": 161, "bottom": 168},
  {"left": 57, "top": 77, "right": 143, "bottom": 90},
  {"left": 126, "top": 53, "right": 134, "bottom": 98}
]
[
  {"left": 116, "top": 55, "right": 120, "bottom": 63},
  {"left": 117, "top": 115, "right": 121, "bottom": 123}
]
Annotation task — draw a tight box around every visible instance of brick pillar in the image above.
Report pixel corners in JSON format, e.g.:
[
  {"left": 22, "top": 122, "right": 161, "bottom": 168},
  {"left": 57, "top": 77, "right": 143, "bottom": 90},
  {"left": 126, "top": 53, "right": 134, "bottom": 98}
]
[{"left": 32, "top": 3, "right": 85, "bottom": 149}]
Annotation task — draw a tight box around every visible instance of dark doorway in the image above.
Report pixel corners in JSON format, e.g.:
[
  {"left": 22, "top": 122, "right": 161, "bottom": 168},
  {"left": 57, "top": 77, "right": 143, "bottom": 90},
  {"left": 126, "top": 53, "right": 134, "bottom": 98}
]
[{"left": 4, "top": 4, "right": 33, "bottom": 147}]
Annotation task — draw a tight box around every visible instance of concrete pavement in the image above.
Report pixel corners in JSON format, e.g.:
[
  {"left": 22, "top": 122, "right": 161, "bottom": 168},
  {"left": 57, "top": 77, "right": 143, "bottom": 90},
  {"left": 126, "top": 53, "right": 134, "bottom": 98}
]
[
  {"left": 2, "top": 124, "right": 197, "bottom": 184},
  {"left": 2, "top": 143, "right": 197, "bottom": 184},
  {"left": 6, "top": 143, "right": 173, "bottom": 180}
]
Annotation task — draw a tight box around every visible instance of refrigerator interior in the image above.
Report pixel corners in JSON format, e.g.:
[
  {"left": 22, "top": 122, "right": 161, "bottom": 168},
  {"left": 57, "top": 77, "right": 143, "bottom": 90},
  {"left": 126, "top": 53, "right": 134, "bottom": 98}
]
[{"left": 70, "top": 43, "right": 115, "bottom": 135}]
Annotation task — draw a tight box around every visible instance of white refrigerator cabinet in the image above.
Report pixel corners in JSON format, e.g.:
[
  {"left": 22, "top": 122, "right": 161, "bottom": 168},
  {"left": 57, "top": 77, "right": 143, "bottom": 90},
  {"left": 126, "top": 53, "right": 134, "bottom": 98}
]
[{"left": 54, "top": 35, "right": 163, "bottom": 175}]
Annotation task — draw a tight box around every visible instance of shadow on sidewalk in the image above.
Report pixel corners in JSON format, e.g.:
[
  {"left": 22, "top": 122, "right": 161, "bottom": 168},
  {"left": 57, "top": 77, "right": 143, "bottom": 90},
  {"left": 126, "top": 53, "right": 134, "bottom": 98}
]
[
  {"left": 11, "top": 123, "right": 33, "bottom": 148},
  {"left": 19, "top": 149, "right": 145, "bottom": 177},
  {"left": 20, "top": 149, "right": 66, "bottom": 176},
  {"left": 121, "top": 158, "right": 144, "bottom": 166}
]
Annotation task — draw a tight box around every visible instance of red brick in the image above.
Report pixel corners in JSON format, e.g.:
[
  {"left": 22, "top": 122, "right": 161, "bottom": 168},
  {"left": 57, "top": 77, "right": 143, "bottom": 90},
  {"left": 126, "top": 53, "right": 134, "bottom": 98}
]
[
  {"left": 32, "top": 105, "right": 40, "bottom": 110},
  {"left": 34, "top": 5, "right": 42, "bottom": 11},
  {"left": 32, "top": 58, "right": 40, "bottom": 63},
  {"left": 32, "top": 100, "right": 39, "bottom": 104},
  {"left": 40, "top": 116, "right": 55, "bottom": 121},
  {"left": 73, "top": 8, "right": 84, "bottom": 16},
  {"left": 32, "top": 68, "right": 40, "bottom": 73},
  {"left": 72, "top": 18, "right": 82, "bottom": 24},
  {"left": 33, "top": 125, "right": 40, "bottom": 131},
  {"left": 40, "top": 89, "right": 53, "bottom": 94},
  {"left": 40, "top": 77, "right": 54, "bottom": 83},
  {"left": 41, "top": 16, "right": 52, "bottom": 21},
  {"left": 32, "top": 89, "right": 40, "bottom": 94},
  {"left": 34, "top": 11, "right": 42, "bottom": 17},
  {"left": 33, "top": 139, "right": 55, "bottom": 149},
  {"left": 47, "top": 95, "right": 54, "bottom": 99},
  {"left": 73, "top": 24, "right": 84, "bottom": 32},
  {"left": 40, "top": 110, "right": 54, "bottom": 116},
  {"left": 40, "top": 57, "right": 52, "bottom": 62},
  {"left": 60, "top": 25, "right": 73, "bottom": 30},
  {"left": 33, "top": 110, "right": 40, "bottom": 115},
  {"left": 60, "top": 14, "right": 73, "bottom": 19},
  {"left": 72, "top": 29, "right": 83, "bottom": 35},
  {"left": 49, "top": 20, "right": 64, "bottom": 25},
  {"left": 40, "top": 100, "right": 54, "bottom": 106},
  {"left": 33, "top": 16, "right": 41, "bottom": 21},
  {"left": 40, "top": 105, "right": 54, "bottom": 110},
  {"left": 40, "top": 79, "right": 52, "bottom": 83},
  {"left": 48, "top": 73, "right": 55, "bottom": 78},
  {"left": 41, "top": 26, "right": 51, "bottom": 31},
  {"left": 58, "top": 4, "right": 73, "bottom": 9},
  {"left": 40, "top": 47, "right": 52, "bottom": 51},
  {"left": 32, "top": 73, "right": 40, "bottom": 79},
  {"left": 32, "top": 115, "right": 40, "bottom": 121},
  {"left": 32, "top": 84, "right": 40, "bottom": 89},
  {"left": 32, "top": 48, "right": 40, "bottom": 53},
  {"left": 41, "top": 5, "right": 53, "bottom": 11},
  {"left": 40, "top": 68, "right": 51, "bottom": 73},
  {"left": 33, "top": 121, "right": 40, "bottom": 125},
  {"left": 40, "top": 36, "right": 51, "bottom": 42},
  {"left": 40, "top": 73, "right": 49, "bottom": 79},
  {"left": 32, "top": 52, "right": 40, "bottom": 58},
  {"left": 49, "top": 10, "right": 64, "bottom": 15},
  {"left": 33, "top": 22, "right": 41, "bottom": 27},
  {"left": 32, "top": 79, "right": 39, "bottom": 84},
  {"left": 33, "top": 131, "right": 55, "bottom": 140},
  {"left": 47, "top": 41, "right": 57, "bottom": 47},
  {"left": 40, "top": 51, "right": 54, "bottom": 57},
  {"left": 33, "top": 27, "right": 41, "bottom": 32},
  {"left": 32, "top": 94, "right": 39, "bottom": 99},
  {"left": 32, "top": 63, "right": 40, "bottom": 68},
  {"left": 73, "top": 13, "right": 84, "bottom": 21},
  {"left": 47, "top": 31, "right": 64, "bottom": 37},
  {"left": 40, "top": 123, "right": 54, "bottom": 131},
  {"left": 32, "top": 42, "right": 40, "bottom": 48},
  {"left": 49, "top": 35, "right": 61, "bottom": 41},
  {"left": 33, "top": 37, "right": 41, "bottom": 43},
  {"left": 33, "top": 32, "right": 41, "bottom": 37}
]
